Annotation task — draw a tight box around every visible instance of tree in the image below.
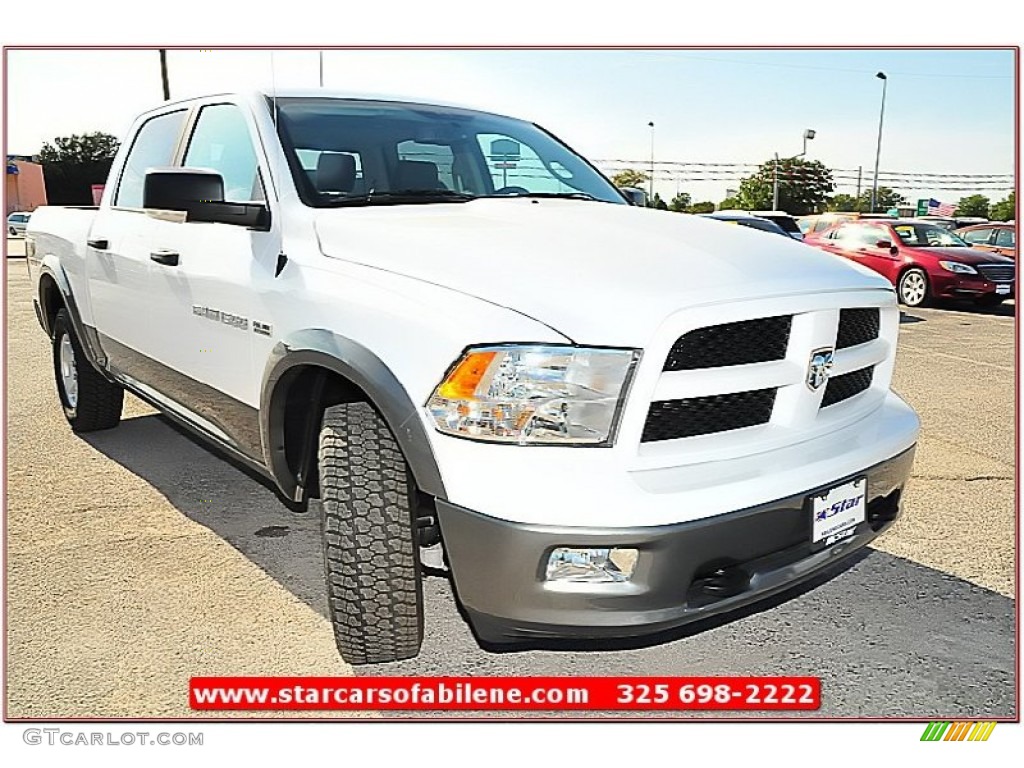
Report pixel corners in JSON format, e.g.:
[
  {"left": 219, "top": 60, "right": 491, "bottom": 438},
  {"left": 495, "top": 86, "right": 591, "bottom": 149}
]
[
  {"left": 956, "top": 194, "right": 990, "bottom": 219},
  {"left": 990, "top": 192, "right": 1015, "bottom": 222},
  {"left": 718, "top": 196, "right": 742, "bottom": 211},
  {"left": 736, "top": 157, "right": 834, "bottom": 216},
  {"left": 868, "top": 186, "right": 906, "bottom": 212},
  {"left": 669, "top": 192, "right": 692, "bottom": 213},
  {"left": 827, "top": 193, "right": 864, "bottom": 213},
  {"left": 647, "top": 192, "right": 668, "bottom": 211},
  {"left": 38, "top": 132, "right": 121, "bottom": 206},
  {"left": 611, "top": 169, "right": 649, "bottom": 189},
  {"left": 688, "top": 201, "right": 715, "bottom": 214}
]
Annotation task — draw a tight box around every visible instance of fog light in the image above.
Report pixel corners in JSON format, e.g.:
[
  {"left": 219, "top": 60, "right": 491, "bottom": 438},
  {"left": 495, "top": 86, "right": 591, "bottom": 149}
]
[{"left": 545, "top": 547, "right": 638, "bottom": 583}]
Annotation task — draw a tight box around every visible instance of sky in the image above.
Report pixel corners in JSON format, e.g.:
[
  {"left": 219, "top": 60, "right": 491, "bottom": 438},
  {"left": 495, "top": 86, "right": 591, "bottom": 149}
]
[{"left": 4, "top": 47, "right": 1016, "bottom": 208}]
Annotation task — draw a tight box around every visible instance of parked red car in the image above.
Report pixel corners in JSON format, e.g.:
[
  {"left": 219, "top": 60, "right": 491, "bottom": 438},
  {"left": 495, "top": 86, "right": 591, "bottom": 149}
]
[{"left": 805, "top": 219, "right": 1015, "bottom": 308}]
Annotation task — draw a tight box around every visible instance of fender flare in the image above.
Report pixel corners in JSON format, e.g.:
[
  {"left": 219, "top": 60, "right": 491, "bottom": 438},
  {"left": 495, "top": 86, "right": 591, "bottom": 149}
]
[
  {"left": 37, "top": 256, "right": 110, "bottom": 374},
  {"left": 260, "top": 329, "right": 446, "bottom": 502}
]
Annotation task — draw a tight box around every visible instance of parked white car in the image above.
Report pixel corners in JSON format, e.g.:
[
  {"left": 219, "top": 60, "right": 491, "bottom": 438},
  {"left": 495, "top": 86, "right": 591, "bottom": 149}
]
[{"left": 26, "top": 91, "right": 919, "bottom": 663}]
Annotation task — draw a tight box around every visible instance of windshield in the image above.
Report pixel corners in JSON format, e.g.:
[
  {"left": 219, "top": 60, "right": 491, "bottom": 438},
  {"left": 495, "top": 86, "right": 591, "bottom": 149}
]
[
  {"left": 892, "top": 223, "right": 969, "bottom": 247},
  {"left": 272, "top": 98, "right": 626, "bottom": 207}
]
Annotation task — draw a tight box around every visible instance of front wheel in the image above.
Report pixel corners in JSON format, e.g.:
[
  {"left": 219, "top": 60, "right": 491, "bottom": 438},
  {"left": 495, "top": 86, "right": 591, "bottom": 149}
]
[
  {"left": 318, "top": 401, "right": 424, "bottom": 664},
  {"left": 897, "top": 268, "right": 930, "bottom": 308},
  {"left": 52, "top": 309, "right": 123, "bottom": 432}
]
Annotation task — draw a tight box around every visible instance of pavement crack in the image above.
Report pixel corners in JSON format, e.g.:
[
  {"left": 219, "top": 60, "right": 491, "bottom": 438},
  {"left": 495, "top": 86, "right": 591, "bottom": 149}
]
[{"left": 912, "top": 474, "right": 1012, "bottom": 482}]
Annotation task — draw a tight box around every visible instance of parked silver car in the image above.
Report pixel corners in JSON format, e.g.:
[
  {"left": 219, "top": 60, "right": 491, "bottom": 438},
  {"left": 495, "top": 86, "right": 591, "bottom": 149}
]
[{"left": 8, "top": 211, "right": 31, "bottom": 236}]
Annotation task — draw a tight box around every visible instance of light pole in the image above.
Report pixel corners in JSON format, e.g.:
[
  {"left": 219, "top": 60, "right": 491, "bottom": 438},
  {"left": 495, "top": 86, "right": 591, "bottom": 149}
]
[
  {"left": 648, "top": 121, "right": 655, "bottom": 203},
  {"left": 772, "top": 129, "right": 815, "bottom": 211},
  {"left": 870, "top": 71, "right": 888, "bottom": 213},
  {"left": 159, "top": 49, "right": 170, "bottom": 101}
]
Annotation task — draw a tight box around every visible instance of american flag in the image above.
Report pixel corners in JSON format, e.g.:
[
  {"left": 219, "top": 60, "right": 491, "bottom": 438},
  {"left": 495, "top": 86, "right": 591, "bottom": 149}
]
[{"left": 927, "top": 198, "right": 957, "bottom": 216}]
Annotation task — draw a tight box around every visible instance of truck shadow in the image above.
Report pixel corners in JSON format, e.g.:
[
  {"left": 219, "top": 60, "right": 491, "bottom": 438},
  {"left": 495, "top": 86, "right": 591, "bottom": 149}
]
[
  {"left": 82, "top": 413, "right": 334, "bottom": 620},
  {"left": 83, "top": 411, "right": 872, "bottom": 659}
]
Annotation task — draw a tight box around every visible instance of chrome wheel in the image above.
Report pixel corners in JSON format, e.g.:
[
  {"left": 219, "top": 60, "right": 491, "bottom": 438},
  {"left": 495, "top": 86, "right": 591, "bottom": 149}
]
[
  {"left": 899, "top": 270, "right": 928, "bottom": 307},
  {"left": 59, "top": 332, "right": 79, "bottom": 408}
]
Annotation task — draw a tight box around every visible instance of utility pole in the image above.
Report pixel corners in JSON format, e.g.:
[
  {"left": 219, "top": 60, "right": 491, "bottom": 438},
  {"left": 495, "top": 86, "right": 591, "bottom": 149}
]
[
  {"left": 772, "top": 152, "right": 780, "bottom": 211},
  {"left": 870, "top": 72, "right": 888, "bottom": 213},
  {"left": 159, "top": 49, "right": 170, "bottom": 101},
  {"left": 856, "top": 166, "right": 863, "bottom": 206},
  {"left": 319, "top": 51, "right": 324, "bottom": 87},
  {"left": 648, "top": 121, "right": 655, "bottom": 203}
]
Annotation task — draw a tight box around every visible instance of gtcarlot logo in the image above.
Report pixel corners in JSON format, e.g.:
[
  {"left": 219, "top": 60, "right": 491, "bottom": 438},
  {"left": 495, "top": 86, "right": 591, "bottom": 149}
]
[{"left": 23, "top": 729, "right": 203, "bottom": 747}]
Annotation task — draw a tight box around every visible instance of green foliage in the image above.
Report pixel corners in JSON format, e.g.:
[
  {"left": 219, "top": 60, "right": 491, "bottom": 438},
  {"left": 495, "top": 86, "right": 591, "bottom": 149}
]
[
  {"left": 827, "top": 187, "right": 904, "bottom": 213},
  {"left": 669, "top": 192, "right": 692, "bottom": 213},
  {"left": 647, "top": 192, "right": 668, "bottom": 211},
  {"left": 718, "top": 196, "right": 742, "bottom": 211},
  {"left": 611, "top": 169, "right": 649, "bottom": 188},
  {"left": 737, "top": 157, "right": 834, "bottom": 216},
  {"left": 956, "top": 194, "right": 990, "bottom": 218},
  {"left": 688, "top": 201, "right": 715, "bottom": 214},
  {"left": 38, "top": 132, "right": 121, "bottom": 206},
  {"left": 827, "top": 193, "right": 864, "bottom": 213},
  {"left": 990, "top": 192, "right": 1015, "bottom": 222}
]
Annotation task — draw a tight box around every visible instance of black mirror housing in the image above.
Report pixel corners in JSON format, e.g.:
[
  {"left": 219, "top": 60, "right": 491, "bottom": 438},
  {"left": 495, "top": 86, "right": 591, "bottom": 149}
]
[
  {"left": 144, "top": 168, "right": 270, "bottom": 230},
  {"left": 618, "top": 186, "right": 647, "bottom": 207}
]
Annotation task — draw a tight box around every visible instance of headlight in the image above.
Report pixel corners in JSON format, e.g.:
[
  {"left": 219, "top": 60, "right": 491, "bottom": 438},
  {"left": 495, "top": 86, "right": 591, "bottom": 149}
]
[
  {"left": 426, "top": 345, "right": 639, "bottom": 445},
  {"left": 939, "top": 260, "right": 978, "bottom": 275}
]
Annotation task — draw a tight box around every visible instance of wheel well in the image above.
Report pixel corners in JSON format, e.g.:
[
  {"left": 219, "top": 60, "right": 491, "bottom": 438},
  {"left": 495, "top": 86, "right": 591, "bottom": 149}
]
[
  {"left": 38, "top": 274, "right": 63, "bottom": 337},
  {"left": 275, "top": 365, "right": 373, "bottom": 501}
]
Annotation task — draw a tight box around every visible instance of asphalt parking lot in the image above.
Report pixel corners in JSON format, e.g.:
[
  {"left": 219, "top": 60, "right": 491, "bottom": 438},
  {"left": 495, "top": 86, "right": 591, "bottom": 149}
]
[{"left": 3, "top": 236, "right": 1016, "bottom": 719}]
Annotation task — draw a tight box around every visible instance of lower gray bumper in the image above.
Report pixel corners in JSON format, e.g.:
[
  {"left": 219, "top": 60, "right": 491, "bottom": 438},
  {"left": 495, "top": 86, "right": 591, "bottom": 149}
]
[{"left": 436, "top": 446, "right": 915, "bottom": 644}]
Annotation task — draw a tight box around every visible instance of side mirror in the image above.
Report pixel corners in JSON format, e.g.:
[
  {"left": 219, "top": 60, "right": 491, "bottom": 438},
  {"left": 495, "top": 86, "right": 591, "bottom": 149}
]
[
  {"left": 618, "top": 186, "right": 647, "bottom": 207},
  {"left": 875, "top": 239, "right": 892, "bottom": 249},
  {"left": 143, "top": 168, "right": 269, "bottom": 229}
]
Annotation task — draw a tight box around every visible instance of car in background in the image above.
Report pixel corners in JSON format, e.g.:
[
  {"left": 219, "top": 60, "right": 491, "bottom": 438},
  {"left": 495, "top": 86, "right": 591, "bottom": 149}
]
[
  {"left": 955, "top": 222, "right": 1015, "bottom": 259},
  {"left": 797, "top": 211, "right": 896, "bottom": 237},
  {"left": 7, "top": 211, "right": 31, "bottom": 236},
  {"left": 805, "top": 219, "right": 1015, "bottom": 308},
  {"left": 701, "top": 211, "right": 793, "bottom": 237},
  {"left": 716, "top": 209, "right": 802, "bottom": 239}
]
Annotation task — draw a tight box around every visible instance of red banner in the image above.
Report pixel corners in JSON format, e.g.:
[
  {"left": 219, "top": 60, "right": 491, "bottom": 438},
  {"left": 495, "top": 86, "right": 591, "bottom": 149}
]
[{"left": 190, "top": 676, "right": 819, "bottom": 712}]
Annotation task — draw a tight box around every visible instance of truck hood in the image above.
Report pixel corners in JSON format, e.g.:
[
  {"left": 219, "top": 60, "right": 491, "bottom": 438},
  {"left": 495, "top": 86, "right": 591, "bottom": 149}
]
[{"left": 314, "top": 199, "right": 892, "bottom": 345}]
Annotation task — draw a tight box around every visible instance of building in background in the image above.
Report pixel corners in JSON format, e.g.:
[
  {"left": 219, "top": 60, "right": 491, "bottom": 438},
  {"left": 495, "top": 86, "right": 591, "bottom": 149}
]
[{"left": 6, "top": 156, "right": 47, "bottom": 214}]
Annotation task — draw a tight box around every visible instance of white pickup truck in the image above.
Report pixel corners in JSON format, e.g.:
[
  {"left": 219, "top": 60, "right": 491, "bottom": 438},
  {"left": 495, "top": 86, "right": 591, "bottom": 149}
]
[{"left": 26, "top": 90, "right": 919, "bottom": 664}]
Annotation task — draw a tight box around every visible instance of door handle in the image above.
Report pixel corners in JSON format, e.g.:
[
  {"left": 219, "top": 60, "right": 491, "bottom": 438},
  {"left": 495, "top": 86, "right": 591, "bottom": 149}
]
[
  {"left": 150, "top": 249, "right": 179, "bottom": 266},
  {"left": 87, "top": 238, "right": 109, "bottom": 250}
]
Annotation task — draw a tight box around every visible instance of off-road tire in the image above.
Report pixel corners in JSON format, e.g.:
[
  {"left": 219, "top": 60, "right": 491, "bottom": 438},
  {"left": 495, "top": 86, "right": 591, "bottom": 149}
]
[
  {"left": 52, "top": 309, "right": 123, "bottom": 432},
  {"left": 319, "top": 401, "right": 424, "bottom": 664},
  {"left": 897, "top": 267, "right": 931, "bottom": 308}
]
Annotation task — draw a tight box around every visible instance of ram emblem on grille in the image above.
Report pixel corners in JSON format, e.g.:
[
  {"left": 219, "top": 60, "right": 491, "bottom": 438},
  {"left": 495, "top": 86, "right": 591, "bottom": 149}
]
[{"left": 807, "top": 347, "right": 835, "bottom": 392}]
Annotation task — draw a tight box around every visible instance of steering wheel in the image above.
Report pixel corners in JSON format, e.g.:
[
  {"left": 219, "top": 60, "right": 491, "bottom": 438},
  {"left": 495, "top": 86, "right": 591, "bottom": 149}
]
[{"left": 492, "top": 186, "right": 530, "bottom": 196}]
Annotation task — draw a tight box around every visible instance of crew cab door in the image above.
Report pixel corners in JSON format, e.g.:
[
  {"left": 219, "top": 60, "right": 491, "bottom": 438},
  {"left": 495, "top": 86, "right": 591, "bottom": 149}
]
[
  {"left": 144, "top": 102, "right": 281, "bottom": 461},
  {"left": 87, "top": 108, "right": 190, "bottom": 371}
]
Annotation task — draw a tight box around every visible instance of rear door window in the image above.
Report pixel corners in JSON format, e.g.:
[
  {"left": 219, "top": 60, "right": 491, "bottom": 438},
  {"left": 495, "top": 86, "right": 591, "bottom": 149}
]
[
  {"left": 114, "top": 110, "right": 188, "bottom": 208},
  {"left": 994, "top": 228, "right": 1015, "bottom": 248},
  {"left": 960, "top": 228, "right": 993, "bottom": 245}
]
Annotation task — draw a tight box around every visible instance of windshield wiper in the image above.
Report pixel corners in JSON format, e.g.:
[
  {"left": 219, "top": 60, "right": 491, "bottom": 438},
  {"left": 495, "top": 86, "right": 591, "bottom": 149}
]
[
  {"left": 484, "top": 191, "right": 597, "bottom": 201},
  {"left": 323, "top": 189, "right": 476, "bottom": 207}
]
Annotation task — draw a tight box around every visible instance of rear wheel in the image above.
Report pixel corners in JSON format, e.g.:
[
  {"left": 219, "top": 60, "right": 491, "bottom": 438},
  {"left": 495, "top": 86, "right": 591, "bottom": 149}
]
[
  {"left": 318, "top": 401, "right": 424, "bottom": 664},
  {"left": 52, "top": 309, "right": 123, "bottom": 432},
  {"left": 897, "top": 268, "right": 930, "bottom": 308}
]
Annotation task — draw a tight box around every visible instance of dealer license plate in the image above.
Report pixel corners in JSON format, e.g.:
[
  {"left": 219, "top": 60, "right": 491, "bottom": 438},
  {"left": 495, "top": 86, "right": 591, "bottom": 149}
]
[
  {"left": 811, "top": 478, "right": 866, "bottom": 546},
  {"left": 996, "top": 284, "right": 1011, "bottom": 295}
]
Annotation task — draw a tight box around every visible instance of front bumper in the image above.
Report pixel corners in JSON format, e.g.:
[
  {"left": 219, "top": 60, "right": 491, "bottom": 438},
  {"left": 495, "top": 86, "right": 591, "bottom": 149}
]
[
  {"left": 437, "top": 446, "right": 915, "bottom": 644},
  {"left": 931, "top": 272, "right": 1014, "bottom": 300}
]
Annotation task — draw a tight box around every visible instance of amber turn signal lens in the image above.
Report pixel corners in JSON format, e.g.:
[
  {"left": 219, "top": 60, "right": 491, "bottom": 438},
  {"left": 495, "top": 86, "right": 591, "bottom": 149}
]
[{"left": 436, "top": 351, "right": 497, "bottom": 400}]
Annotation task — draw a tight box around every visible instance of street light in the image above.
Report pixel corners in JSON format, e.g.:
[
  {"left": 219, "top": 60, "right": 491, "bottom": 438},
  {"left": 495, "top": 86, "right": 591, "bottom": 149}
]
[
  {"left": 648, "top": 121, "right": 655, "bottom": 202},
  {"left": 772, "top": 128, "right": 816, "bottom": 211},
  {"left": 870, "top": 71, "right": 888, "bottom": 213}
]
